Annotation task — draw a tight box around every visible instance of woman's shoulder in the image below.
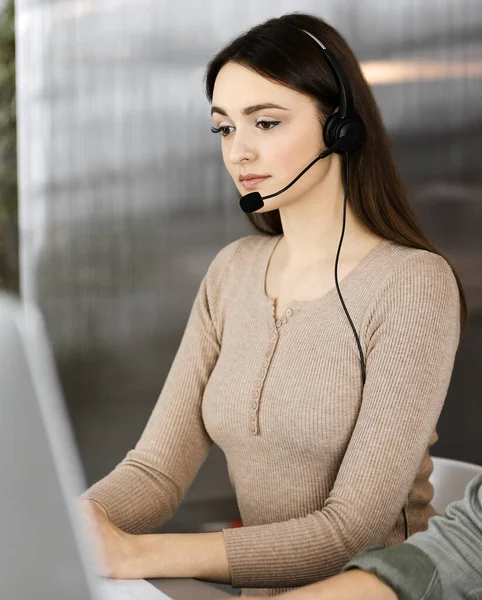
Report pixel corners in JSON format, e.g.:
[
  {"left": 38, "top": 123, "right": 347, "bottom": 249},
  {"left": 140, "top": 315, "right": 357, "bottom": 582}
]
[
  {"left": 360, "top": 241, "right": 461, "bottom": 343},
  {"left": 379, "top": 240, "right": 458, "bottom": 290},
  {"left": 207, "top": 233, "right": 278, "bottom": 280},
  {"left": 202, "top": 234, "right": 275, "bottom": 326},
  {"left": 365, "top": 240, "right": 460, "bottom": 322}
]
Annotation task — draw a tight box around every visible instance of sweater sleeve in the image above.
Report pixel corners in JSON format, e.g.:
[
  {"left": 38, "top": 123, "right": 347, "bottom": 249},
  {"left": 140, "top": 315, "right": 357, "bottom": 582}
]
[
  {"left": 342, "top": 475, "right": 482, "bottom": 600},
  {"left": 83, "top": 239, "right": 241, "bottom": 534},
  {"left": 223, "top": 252, "right": 461, "bottom": 589}
]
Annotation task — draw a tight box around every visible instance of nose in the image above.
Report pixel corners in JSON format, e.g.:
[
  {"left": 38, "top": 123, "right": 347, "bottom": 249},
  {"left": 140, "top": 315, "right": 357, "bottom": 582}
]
[{"left": 227, "top": 130, "right": 257, "bottom": 165}]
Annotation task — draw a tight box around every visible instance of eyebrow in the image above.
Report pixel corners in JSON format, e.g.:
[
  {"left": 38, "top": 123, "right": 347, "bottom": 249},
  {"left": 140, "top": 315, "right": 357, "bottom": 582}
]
[{"left": 210, "top": 102, "right": 289, "bottom": 117}]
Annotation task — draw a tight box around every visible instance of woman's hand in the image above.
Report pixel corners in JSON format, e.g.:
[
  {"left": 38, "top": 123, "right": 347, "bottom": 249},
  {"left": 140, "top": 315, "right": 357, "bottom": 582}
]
[{"left": 79, "top": 498, "right": 144, "bottom": 579}]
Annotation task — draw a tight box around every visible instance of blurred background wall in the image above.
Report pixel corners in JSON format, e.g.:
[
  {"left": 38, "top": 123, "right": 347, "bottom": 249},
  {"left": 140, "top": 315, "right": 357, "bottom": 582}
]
[{"left": 12, "top": 0, "right": 482, "bottom": 531}]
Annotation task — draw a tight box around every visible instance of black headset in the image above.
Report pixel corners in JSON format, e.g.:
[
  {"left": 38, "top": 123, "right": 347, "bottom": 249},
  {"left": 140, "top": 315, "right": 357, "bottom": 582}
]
[{"left": 300, "top": 29, "right": 365, "bottom": 158}]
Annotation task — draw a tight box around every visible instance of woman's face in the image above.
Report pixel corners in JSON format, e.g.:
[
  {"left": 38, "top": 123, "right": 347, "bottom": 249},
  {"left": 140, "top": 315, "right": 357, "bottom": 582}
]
[{"left": 211, "top": 61, "right": 329, "bottom": 213}]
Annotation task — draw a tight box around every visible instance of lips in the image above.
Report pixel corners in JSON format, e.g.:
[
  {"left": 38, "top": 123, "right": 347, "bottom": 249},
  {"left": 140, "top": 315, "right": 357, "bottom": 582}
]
[{"left": 240, "top": 175, "right": 271, "bottom": 190}]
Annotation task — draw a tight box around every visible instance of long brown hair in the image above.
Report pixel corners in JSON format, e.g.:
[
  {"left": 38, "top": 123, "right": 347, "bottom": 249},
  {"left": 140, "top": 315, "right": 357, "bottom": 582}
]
[{"left": 204, "top": 12, "right": 467, "bottom": 332}]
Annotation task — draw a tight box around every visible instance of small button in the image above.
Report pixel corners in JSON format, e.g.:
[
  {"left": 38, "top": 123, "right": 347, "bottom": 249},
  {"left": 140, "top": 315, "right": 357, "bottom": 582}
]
[
  {"left": 263, "top": 358, "right": 269, "bottom": 367},
  {"left": 275, "top": 320, "right": 282, "bottom": 328},
  {"left": 251, "top": 401, "right": 258, "bottom": 410},
  {"left": 281, "top": 316, "right": 287, "bottom": 324},
  {"left": 251, "top": 414, "right": 257, "bottom": 422},
  {"left": 271, "top": 334, "right": 277, "bottom": 341},
  {"left": 286, "top": 308, "right": 293, "bottom": 316},
  {"left": 253, "top": 391, "right": 260, "bottom": 399}
]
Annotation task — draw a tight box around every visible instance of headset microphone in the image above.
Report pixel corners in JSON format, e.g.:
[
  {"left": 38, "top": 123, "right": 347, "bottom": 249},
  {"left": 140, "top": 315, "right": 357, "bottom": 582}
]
[{"left": 239, "top": 136, "right": 350, "bottom": 214}]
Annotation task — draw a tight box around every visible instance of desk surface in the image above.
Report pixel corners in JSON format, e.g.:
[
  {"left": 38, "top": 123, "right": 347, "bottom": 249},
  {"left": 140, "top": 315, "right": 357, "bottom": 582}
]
[{"left": 149, "top": 578, "right": 232, "bottom": 599}]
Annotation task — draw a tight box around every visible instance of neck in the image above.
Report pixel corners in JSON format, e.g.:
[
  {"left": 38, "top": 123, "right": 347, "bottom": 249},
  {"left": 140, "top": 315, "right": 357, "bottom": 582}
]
[{"left": 278, "top": 155, "right": 376, "bottom": 268}]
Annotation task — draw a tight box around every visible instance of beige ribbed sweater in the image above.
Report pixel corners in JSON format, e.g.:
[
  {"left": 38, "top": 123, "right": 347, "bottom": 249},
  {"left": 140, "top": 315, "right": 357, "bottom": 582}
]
[{"left": 85, "top": 234, "right": 461, "bottom": 596}]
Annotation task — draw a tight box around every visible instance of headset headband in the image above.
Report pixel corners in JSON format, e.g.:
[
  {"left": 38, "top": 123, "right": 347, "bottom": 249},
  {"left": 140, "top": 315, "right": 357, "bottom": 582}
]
[{"left": 300, "top": 29, "right": 354, "bottom": 119}]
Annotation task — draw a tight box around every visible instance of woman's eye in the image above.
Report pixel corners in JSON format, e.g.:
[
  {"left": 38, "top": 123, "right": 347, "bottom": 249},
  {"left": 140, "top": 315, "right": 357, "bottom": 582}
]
[
  {"left": 210, "top": 120, "right": 280, "bottom": 137},
  {"left": 257, "top": 120, "right": 281, "bottom": 130},
  {"left": 211, "top": 125, "right": 234, "bottom": 137}
]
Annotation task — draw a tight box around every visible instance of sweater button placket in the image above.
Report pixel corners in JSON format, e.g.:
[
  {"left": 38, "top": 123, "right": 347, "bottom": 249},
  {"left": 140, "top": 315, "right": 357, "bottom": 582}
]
[
  {"left": 250, "top": 324, "right": 279, "bottom": 436},
  {"left": 251, "top": 384, "right": 262, "bottom": 434},
  {"left": 250, "top": 309, "right": 296, "bottom": 435},
  {"left": 250, "top": 406, "right": 259, "bottom": 435}
]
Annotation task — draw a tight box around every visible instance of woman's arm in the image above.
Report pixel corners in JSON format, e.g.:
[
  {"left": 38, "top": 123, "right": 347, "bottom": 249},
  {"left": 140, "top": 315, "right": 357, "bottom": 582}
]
[
  {"left": 217, "top": 252, "right": 461, "bottom": 589},
  {"left": 79, "top": 498, "right": 232, "bottom": 582},
  {"left": 227, "top": 476, "right": 482, "bottom": 599},
  {"left": 248, "top": 476, "right": 482, "bottom": 600},
  {"left": 82, "top": 239, "right": 242, "bottom": 534},
  {"left": 231, "top": 571, "right": 398, "bottom": 600}
]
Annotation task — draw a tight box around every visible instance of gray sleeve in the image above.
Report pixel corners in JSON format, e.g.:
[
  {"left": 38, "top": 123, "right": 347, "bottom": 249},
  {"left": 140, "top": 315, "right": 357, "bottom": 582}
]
[
  {"left": 406, "top": 474, "right": 482, "bottom": 599},
  {"left": 342, "top": 474, "right": 482, "bottom": 600}
]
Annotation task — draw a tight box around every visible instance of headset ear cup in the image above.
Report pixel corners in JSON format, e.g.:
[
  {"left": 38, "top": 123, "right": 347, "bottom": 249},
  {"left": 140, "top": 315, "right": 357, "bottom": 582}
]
[
  {"left": 337, "top": 118, "right": 365, "bottom": 153},
  {"left": 323, "top": 115, "right": 365, "bottom": 155}
]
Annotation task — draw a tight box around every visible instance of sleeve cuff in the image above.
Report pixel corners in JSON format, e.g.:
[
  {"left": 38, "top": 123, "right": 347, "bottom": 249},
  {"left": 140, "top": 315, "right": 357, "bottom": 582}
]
[{"left": 341, "top": 543, "right": 441, "bottom": 600}]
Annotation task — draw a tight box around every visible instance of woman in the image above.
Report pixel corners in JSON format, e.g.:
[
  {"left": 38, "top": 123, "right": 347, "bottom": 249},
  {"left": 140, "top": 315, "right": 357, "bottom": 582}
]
[{"left": 81, "top": 12, "right": 466, "bottom": 597}]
